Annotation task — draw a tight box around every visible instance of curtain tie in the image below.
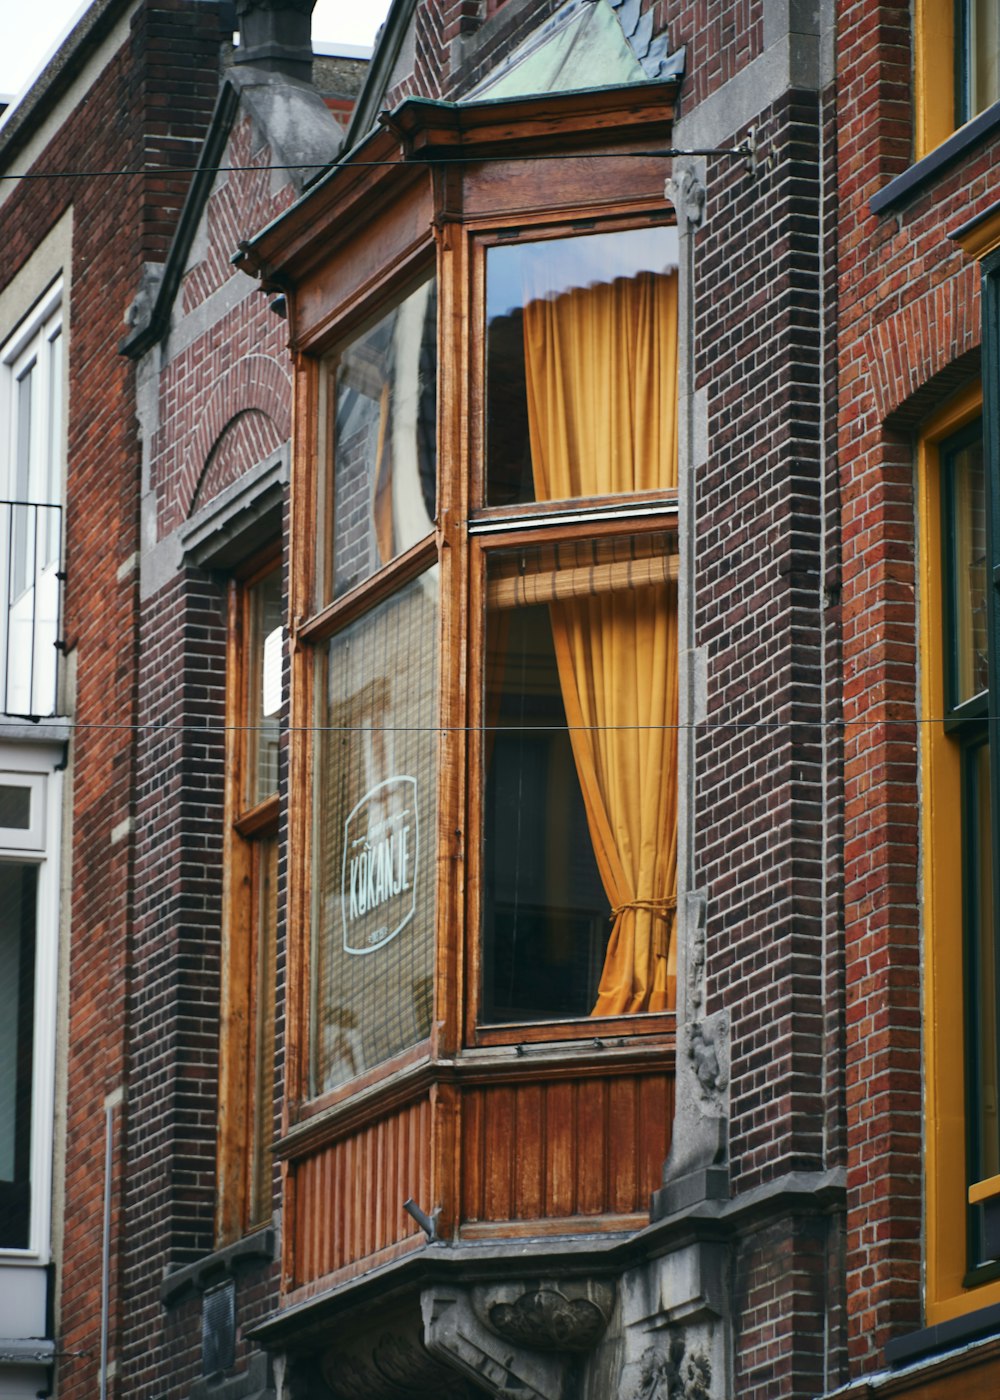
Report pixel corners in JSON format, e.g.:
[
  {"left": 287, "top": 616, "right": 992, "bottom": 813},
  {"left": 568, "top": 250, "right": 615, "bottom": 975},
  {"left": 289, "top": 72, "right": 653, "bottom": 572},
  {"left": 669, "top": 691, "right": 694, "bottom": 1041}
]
[
  {"left": 610, "top": 896, "right": 676, "bottom": 919},
  {"left": 610, "top": 897, "right": 676, "bottom": 960}
]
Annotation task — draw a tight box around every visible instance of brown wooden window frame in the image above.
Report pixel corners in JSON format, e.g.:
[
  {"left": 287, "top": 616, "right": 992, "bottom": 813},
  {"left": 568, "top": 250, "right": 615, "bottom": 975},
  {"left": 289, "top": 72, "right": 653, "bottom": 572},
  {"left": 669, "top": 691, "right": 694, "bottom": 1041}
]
[
  {"left": 288, "top": 200, "right": 679, "bottom": 1131},
  {"left": 293, "top": 251, "right": 442, "bottom": 1124},
  {"left": 216, "top": 547, "right": 282, "bottom": 1246},
  {"left": 465, "top": 214, "right": 679, "bottom": 1049}
]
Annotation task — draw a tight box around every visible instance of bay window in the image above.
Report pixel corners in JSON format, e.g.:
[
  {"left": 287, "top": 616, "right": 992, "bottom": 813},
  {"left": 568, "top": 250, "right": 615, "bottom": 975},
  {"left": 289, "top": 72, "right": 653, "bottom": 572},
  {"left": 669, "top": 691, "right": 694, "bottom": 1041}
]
[
  {"left": 240, "top": 82, "right": 683, "bottom": 1294},
  {"left": 300, "top": 218, "right": 679, "bottom": 1095}
]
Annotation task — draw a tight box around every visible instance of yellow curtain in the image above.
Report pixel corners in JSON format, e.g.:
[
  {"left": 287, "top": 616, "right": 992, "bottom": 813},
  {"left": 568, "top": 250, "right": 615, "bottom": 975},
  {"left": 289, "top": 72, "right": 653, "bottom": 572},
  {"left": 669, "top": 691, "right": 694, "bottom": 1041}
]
[{"left": 523, "top": 270, "right": 679, "bottom": 1014}]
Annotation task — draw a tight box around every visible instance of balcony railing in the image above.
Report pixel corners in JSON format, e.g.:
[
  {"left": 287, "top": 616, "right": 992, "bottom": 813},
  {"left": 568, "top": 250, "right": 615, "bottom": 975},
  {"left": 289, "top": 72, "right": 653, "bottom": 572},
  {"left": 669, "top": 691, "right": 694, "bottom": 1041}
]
[{"left": 2, "top": 500, "right": 64, "bottom": 719}]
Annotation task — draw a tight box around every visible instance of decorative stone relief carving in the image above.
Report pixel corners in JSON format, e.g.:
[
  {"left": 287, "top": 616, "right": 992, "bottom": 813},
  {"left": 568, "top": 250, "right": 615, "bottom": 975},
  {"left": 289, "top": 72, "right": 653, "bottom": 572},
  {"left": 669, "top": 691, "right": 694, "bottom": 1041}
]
[
  {"left": 628, "top": 1332, "right": 712, "bottom": 1400},
  {"left": 474, "top": 1281, "right": 616, "bottom": 1353},
  {"left": 679, "top": 891, "right": 728, "bottom": 1110},
  {"left": 424, "top": 1286, "right": 575, "bottom": 1400},
  {"left": 665, "top": 170, "right": 706, "bottom": 234},
  {"left": 320, "top": 1322, "right": 477, "bottom": 1400},
  {"left": 616, "top": 1245, "right": 727, "bottom": 1400}
]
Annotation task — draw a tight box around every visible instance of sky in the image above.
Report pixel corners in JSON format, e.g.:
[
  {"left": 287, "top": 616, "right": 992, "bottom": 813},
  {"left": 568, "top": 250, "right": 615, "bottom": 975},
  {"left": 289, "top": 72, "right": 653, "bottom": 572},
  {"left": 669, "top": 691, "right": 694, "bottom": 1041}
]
[{"left": 0, "top": 0, "right": 391, "bottom": 100}]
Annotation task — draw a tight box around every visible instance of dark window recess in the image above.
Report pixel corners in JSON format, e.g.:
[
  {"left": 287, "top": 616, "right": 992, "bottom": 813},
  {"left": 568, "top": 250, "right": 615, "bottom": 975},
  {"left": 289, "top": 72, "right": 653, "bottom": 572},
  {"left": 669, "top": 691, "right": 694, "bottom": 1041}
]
[
  {"left": 0, "top": 861, "right": 38, "bottom": 1250},
  {"left": 482, "top": 601, "right": 610, "bottom": 1022},
  {"left": 202, "top": 1279, "right": 236, "bottom": 1377},
  {"left": 940, "top": 420, "right": 1000, "bottom": 1274},
  {"left": 0, "top": 785, "right": 31, "bottom": 830}
]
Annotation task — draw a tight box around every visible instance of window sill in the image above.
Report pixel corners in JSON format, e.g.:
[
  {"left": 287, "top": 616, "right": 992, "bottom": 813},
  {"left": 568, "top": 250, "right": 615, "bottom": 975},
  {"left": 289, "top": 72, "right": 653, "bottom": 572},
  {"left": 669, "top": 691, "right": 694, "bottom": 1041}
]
[
  {"left": 474, "top": 1010, "right": 674, "bottom": 1047},
  {"left": 884, "top": 1297, "right": 1000, "bottom": 1368},
  {"left": 870, "top": 100, "right": 1000, "bottom": 216},
  {"left": 159, "top": 1226, "right": 276, "bottom": 1307},
  {"left": 280, "top": 1034, "right": 677, "bottom": 1160}
]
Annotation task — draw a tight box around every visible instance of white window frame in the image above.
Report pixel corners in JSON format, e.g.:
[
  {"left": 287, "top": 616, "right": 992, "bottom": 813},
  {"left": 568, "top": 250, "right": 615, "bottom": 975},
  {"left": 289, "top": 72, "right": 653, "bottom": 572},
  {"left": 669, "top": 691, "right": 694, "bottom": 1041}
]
[
  {"left": 0, "top": 747, "right": 62, "bottom": 1263},
  {"left": 1, "top": 279, "right": 65, "bottom": 718}
]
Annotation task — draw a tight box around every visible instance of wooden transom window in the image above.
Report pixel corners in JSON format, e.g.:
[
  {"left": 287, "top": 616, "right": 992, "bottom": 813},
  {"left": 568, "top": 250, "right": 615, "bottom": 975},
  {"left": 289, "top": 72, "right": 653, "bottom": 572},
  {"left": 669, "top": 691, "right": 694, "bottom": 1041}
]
[{"left": 294, "top": 215, "right": 679, "bottom": 1103}]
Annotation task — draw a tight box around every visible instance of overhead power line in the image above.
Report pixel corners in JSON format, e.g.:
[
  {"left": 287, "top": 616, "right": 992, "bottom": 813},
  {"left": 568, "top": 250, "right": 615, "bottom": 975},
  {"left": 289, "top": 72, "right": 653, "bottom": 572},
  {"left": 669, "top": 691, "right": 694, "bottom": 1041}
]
[{"left": 0, "top": 138, "right": 768, "bottom": 183}]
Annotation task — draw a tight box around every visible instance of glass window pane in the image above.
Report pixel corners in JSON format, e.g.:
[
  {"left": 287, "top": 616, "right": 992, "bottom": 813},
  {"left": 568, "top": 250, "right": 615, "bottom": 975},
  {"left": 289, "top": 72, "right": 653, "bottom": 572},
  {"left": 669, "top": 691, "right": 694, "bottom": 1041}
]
[
  {"left": 967, "top": 738, "right": 1000, "bottom": 1265},
  {"left": 971, "top": 0, "right": 1000, "bottom": 117},
  {"left": 485, "top": 226, "right": 678, "bottom": 506},
  {"left": 245, "top": 569, "right": 282, "bottom": 809},
  {"left": 12, "top": 369, "right": 33, "bottom": 599},
  {"left": 0, "top": 785, "right": 31, "bottom": 829},
  {"left": 323, "top": 279, "right": 437, "bottom": 605},
  {"left": 43, "top": 328, "right": 62, "bottom": 566},
  {"left": 0, "top": 861, "right": 37, "bottom": 1250},
  {"left": 311, "top": 568, "right": 438, "bottom": 1095},
  {"left": 482, "top": 531, "right": 678, "bottom": 1022},
  {"left": 944, "top": 430, "right": 988, "bottom": 707}
]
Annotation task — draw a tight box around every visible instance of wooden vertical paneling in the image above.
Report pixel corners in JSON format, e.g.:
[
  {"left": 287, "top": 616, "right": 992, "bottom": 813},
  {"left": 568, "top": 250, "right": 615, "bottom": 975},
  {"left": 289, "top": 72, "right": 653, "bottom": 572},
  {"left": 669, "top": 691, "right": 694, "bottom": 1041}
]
[
  {"left": 461, "top": 1082, "right": 485, "bottom": 1221},
  {"left": 293, "top": 1095, "right": 431, "bottom": 1285},
  {"left": 461, "top": 1072, "right": 673, "bottom": 1225},
  {"left": 514, "top": 1083, "right": 545, "bottom": 1218},
  {"left": 637, "top": 1072, "right": 670, "bottom": 1210},
  {"left": 482, "top": 1085, "right": 515, "bottom": 1219},
  {"left": 608, "top": 1077, "right": 639, "bottom": 1214},
  {"left": 292, "top": 1071, "right": 673, "bottom": 1286},
  {"left": 544, "top": 1079, "right": 576, "bottom": 1217},
  {"left": 576, "top": 1079, "right": 608, "bottom": 1215}
]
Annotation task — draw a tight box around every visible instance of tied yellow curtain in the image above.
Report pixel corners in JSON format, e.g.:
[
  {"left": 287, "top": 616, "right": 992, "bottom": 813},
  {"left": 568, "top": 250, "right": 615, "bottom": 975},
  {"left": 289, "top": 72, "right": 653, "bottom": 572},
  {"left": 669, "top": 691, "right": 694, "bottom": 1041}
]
[{"left": 523, "top": 270, "right": 679, "bottom": 1014}]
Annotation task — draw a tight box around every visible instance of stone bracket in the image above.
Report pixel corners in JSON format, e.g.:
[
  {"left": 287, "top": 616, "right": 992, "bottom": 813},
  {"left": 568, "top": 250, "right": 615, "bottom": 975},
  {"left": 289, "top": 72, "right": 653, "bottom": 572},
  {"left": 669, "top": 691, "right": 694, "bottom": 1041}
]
[{"left": 422, "top": 1279, "right": 615, "bottom": 1400}]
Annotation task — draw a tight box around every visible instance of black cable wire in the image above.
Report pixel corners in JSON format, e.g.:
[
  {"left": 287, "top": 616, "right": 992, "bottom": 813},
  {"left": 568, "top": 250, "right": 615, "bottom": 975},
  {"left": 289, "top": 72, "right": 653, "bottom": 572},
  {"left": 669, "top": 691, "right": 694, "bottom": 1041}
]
[
  {"left": 4, "top": 716, "right": 978, "bottom": 733},
  {"left": 0, "top": 145, "right": 754, "bottom": 183}
]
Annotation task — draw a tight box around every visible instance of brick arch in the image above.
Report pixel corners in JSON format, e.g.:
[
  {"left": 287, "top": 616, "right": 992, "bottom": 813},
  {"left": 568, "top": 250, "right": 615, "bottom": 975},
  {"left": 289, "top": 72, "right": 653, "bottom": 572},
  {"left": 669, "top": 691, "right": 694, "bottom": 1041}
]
[
  {"left": 193, "top": 409, "right": 284, "bottom": 512},
  {"left": 184, "top": 353, "right": 292, "bottom": 519},
  {"left": 862, "top": 261, "right": 980, "bottom": 427}
]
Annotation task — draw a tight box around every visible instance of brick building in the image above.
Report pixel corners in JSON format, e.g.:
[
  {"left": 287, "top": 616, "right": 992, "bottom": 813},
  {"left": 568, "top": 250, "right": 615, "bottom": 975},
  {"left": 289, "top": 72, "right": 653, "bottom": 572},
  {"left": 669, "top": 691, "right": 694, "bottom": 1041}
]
[
  {"left": 0, "top": 2, "right": 365, "bottom": 1397},
  {"left": 0, "top": 4, "right": 230, "bottom": 1396},
  {"left": 831, "top": 1, "right": 1000, "bottom": 1395},
  {"left": 8, "top": 0, "right": 1000, "bottom": 1397},
  {"left": 228, "top": 0, "right": 846, "bottom": 1397}
]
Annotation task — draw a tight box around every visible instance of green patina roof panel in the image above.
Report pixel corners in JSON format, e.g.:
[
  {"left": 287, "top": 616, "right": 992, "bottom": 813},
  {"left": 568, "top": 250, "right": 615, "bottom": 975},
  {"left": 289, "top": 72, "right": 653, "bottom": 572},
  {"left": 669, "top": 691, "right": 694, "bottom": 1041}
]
[{"left": 468, "top": 0, "right": 647, "bottom": 100}]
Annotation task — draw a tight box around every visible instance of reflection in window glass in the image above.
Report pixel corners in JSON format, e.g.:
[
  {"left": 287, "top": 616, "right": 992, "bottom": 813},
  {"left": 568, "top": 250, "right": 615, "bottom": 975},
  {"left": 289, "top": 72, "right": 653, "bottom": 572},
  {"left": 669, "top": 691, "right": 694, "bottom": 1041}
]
[
  {"left": 245, "top": 569, "right": 283, "bottom": 809},
  {"left": 0, "top": 861, "right": 37, "bottom": 1250},
  {"left": 486, "top": 225, "right": 678, "bottom": 506},
  {"left": 483, "top": 533, "right": 677, "bottom": 1022},
  {"left": 944, "top": 431, "right": 988, "bottom": 707},
  {"left": 311, "top": 569, "right": 438, "bottom": 1095},
  {"left": 962, "top": 0, "right": 1000, "bottom": 121},
  {"left": 325, "top": 279, "right": 437, "bottom": 604}
]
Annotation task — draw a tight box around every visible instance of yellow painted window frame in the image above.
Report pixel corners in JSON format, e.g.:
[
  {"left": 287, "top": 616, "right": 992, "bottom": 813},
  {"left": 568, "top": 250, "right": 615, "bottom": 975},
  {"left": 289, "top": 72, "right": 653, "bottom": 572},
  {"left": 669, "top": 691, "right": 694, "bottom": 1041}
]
[
  {"left": 920, "top": 383, "right": 1000, "bottom": 1322},
  {"left": 914, "top": 0, "right": 957, "bottom": 160}
]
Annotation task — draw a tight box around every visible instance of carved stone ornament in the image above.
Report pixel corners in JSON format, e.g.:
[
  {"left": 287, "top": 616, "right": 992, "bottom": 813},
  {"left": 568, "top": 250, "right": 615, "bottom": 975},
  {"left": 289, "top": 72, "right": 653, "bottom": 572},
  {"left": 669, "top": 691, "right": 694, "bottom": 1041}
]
[
  {"left": 665, "top": 170, "right": 706, "bottom": 233},
  {"left": 627, "top": 1331, "right": 712, "bottom": 1400},
  {"left": 479, "top": 1284, "right": 615, "bottom": 1353},
  {"left": 686, "top": 1018, "right": 726, "bottom": 1099},
  {"left": 320, "top": 1326, "right": 477, "bottom": 1400}
]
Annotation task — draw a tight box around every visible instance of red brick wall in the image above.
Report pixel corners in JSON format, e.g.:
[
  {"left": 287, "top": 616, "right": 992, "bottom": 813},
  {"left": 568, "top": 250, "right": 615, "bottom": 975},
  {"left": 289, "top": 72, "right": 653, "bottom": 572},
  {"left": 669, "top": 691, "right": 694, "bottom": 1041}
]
[
  {"left": 836, "top": 0, "right": 1000, "bottom": 1375},
  {"left": 0, "top": 5, "right": 228, "bottom": 1396},
  {"left": 120, "top": 114, "right": 298, "bottom": 1395}
]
